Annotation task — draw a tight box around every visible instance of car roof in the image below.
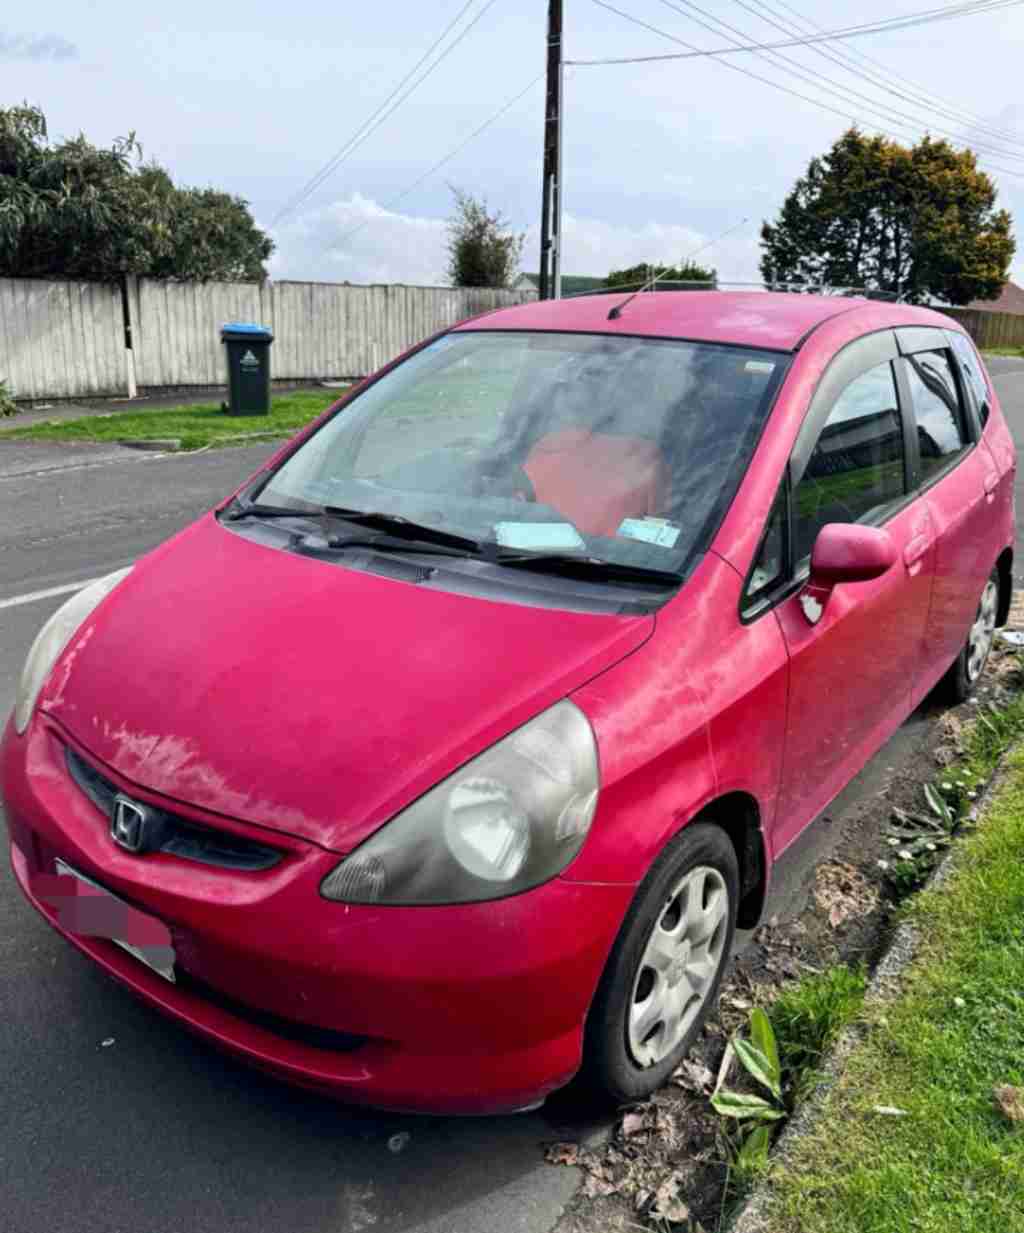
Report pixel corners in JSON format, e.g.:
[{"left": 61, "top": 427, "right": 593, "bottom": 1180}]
[{"left": 454, "top": 290, "right": 955, "bottom": 353}]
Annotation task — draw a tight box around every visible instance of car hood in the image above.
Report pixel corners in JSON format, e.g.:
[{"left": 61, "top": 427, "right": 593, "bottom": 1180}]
[{"left": 42, "top": 516, "right": 653, "bottom": 851}]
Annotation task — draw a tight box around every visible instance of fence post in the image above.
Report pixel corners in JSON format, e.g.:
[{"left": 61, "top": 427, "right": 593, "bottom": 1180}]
[{"left": 120, "top": 274, "right": 139, "bottom": 399}]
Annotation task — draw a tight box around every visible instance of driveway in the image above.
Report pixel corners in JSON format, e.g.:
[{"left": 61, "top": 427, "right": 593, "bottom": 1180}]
[{"left": 1, "top": 360, "right": 1022, "bottom": 1233}]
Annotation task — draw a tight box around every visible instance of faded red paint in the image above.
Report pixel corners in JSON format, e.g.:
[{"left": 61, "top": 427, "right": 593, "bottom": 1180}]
[{"left": 3, "top": 291, "right": 1015, "bottom": 1114}]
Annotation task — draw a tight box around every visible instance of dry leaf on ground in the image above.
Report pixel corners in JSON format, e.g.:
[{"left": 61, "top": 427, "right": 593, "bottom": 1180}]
[
  {"left": 814, "top": 861, "right": 878, "bottom": 929},
  {"left": 621, "top": 1111, "right": 646, "bottom": 1137},
  {"left": 994, "top": 1085, "right": 1024, "bottom": 1123},
  {"left": 651, "top": 1175, "right": 689, "bottom": 1224},
  {"left": 581, "top": 1172, "right": 619, "bottom": 1198},
  {"left": 673, "top": 1058, "right": 715, "bottom": 1094},
  {"left": 545, "top": 1142, "right": 580, "bottom": 1166}
]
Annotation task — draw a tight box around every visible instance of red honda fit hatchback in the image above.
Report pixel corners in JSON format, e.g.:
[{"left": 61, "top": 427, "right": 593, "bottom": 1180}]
[{"left": 3, "top": 292, "right": 1015, "bottom": 1114}]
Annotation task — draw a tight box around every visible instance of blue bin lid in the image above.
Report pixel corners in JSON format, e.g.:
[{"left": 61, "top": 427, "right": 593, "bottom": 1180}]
[{"left": 221, "top": 321, "right": 273, "bottom": 342}]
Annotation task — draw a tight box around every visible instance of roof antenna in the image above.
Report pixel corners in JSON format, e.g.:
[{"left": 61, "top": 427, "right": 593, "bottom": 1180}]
[{"left": 606, "top": 217, "right": 749, "bottom": 321}]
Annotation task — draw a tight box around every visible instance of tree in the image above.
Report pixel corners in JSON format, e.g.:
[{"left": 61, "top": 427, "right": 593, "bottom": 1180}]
[
  {"left": 0, "top": 103, "right": 273, "bottom": 281},
  {"left": 759, "top": 128, "right": 1014, "bottom": 305},
  {"left": 605, "top": 261, "right": 716, "bottom": 289},
  {"left": 446, "top": 188, "right": 524, "bottom": 289}
]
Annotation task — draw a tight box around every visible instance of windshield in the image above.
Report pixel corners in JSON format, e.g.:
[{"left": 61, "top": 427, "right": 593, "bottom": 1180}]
[{"left": 257, "top": 330, "right": 787, "bottom": 576}]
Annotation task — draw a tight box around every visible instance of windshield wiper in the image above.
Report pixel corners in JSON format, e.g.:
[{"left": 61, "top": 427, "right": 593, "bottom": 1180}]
[
  {"left": 493, "top": 551, "right": 683, "bottom": 587},
  {"left": 323, "top": 506, "right": 483, "bottom": 553},
  {"left": 314, "top": 537, "right": 478, "bottom": 560},
  {"left": 223, "top": 500, "right": 320, "bottom": 522}
]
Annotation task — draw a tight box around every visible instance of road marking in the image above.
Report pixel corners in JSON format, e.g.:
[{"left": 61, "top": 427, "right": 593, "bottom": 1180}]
[{"left": 0, "top": 577, "right": 103, "bottom": 612}]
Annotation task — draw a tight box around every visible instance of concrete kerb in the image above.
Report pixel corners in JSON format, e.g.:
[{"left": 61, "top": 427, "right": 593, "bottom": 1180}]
[{"left": 726, "top": 744, "right": 1018, "bottom": 1233}]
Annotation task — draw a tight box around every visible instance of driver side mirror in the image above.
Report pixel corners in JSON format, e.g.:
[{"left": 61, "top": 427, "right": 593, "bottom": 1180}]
[
  {"left": 810, "top": 523, "right": 897, "bottom": 586},
  {"left": 801, "top": 523, "right": 896, "bottom": 623}
]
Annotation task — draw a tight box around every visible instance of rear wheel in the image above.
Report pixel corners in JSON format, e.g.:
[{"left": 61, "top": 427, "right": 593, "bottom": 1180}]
[
  {"left": 581, "top": 823, "right": 738, "bottom": 1105},
  {"left": 940, "top": 568, "right": 1000, "bottom": 704}
]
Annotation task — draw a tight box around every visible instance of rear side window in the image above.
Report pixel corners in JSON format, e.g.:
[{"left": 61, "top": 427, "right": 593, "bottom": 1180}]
[
  {"left": 793, "top": 361, "right": 905, "bottom": 562},
  {"left": 949, "top": 332, "right": 991, "bottom": 428},
  {"left": 904, "top": 350, "right": 969, "bottom": 482}
]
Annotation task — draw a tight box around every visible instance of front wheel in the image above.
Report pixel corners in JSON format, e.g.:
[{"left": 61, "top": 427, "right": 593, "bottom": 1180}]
[
  {"left": 580, "top": 823, "right": 738, "bottom": 1105},
  {"left": 940, "top": 568, "right": 1000, "bottom": 704}
]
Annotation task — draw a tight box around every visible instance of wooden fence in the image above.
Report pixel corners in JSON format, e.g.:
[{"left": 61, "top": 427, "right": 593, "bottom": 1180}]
[
  {"left": 939, "top": 306, "right": 1024, "bottom": 350},
  {"left": 0, "top": 276, "right": 535, "bottom": 401}
]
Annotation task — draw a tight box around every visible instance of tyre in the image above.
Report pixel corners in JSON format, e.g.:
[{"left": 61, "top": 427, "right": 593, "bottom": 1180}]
[
  {"left": 581, "top": 822, "right": 738, "bottom": 1105},
  {"left": 939, "top": 568, "right": 1000, "bottom": 704}
]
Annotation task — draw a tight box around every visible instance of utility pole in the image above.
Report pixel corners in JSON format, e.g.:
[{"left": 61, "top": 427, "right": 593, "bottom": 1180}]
[{"left": 538, "top": 0, "right": 563, "bottom": 300}]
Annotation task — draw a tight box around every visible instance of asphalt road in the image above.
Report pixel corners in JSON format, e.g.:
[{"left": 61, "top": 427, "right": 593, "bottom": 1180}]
[{"left": 2, "top": 359, "right": 1023, "bottom": 1233}]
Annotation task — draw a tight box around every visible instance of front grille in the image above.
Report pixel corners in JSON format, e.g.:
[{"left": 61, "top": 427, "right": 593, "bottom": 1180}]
[
  {"left": 174, "top": 969, "right": 368, "bottom": 1053},
  {"left": 65, "top": 746, "right": 282, "bottom": 872}
]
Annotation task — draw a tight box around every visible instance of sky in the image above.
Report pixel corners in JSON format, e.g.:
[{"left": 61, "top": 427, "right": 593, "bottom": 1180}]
[{"left": 4, "top": 1, "right": 1024, "bottom": 289}]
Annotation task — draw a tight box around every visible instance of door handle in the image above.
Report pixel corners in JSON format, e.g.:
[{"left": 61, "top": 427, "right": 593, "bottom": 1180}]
[{"left": 903, "top": 534, "right": 933, "bottom": 568}]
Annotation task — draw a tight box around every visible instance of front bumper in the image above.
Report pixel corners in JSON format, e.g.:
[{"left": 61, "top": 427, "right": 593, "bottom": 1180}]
[{"left": 2, "top": 717, "right": 634, "bottom": 1114}]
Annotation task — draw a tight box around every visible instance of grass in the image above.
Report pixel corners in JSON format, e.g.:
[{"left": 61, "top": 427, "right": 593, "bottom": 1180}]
[
  {"left": 0, "top": 389, "right": 343, "bottom": 451},
  {"left": 981, "top": 346, "right": 1024, "bottom": 358},
  {"left": 754, "top": 688, "right": 1024, "bottom": 1233},
  {"left": 768, "top": 966, "right": 868, "bottom": 1101}
]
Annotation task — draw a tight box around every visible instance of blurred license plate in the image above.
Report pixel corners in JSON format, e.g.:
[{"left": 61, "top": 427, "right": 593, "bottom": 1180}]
[{"left": 51, "top": 859, "right": 176, "bottom": 983}]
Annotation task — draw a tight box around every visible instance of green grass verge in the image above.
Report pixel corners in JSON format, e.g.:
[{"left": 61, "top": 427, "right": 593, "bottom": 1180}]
[
  {"left": 982, "top": 346, "right": 1024, "bottom": 358},
  {"left": 0, "top": 389, "right": 342, "bottom": 451},
  {"left": 757, "top": 688, "right": 1024, "bottom": 1233}
]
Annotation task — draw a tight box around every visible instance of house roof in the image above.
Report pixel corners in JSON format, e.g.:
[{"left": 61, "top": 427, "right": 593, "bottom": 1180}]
[{"left": 966, "top": 280, "right": 1024, "bottom": 314}]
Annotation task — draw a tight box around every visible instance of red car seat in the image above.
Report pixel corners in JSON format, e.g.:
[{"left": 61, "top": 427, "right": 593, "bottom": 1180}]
[{"left": 523, "top": 428, "right": 670, "bottom": 538}]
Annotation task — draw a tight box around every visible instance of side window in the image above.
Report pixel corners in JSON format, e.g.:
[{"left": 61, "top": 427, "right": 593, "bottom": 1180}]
[
  {"left": 745, "top": 487, "right": 787, "bottom": 608},
  {"left": 793, "top": 361, "right": 906, "bottom": 563},
  {"left": 904, "top": 349, "right": 970, "bottom": 482},
  {"left": 948, "top": 331, "right": 991, "bottom": 428}
]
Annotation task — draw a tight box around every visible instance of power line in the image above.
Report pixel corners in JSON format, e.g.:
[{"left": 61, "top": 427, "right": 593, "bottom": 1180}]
[
  {"left": 762, "top": 0, "right": 1024, "bottom": 150},
  {"left": 570, "top": 0, "right": 1023, "bottom": 65},
  {"left": 727, "top": 0, "right": 1024, "bottom": 160},
  {"left": 653, "top": 0, "right": 1024, "bottom": 166},
  {"left": 330, "top": 74, "right": 545, "bottom": 249},
  {"left": 272, "top": 0, "right": 499, "bottom": 227},
  {"left": 585, "top": 0, "right": 1024, "bottom": 178}
]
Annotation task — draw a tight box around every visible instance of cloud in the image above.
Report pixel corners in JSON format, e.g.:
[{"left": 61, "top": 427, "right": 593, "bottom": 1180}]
[
  {"left": 0, "top": 30, "right": 78, "bottom": 61},
  {"left": 268, "top": 194, "right": 764, "bottom": 286}
]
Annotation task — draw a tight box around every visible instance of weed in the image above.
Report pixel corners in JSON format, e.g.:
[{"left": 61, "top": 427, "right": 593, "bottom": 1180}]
[
  {"left": 768, "top": 965, "right": 867, "bottom": 1097},
  {"left": 0, "top": 379, "right": 17, "bottom": 417}
]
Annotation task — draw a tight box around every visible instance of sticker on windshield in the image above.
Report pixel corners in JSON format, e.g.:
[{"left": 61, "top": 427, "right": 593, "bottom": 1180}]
[
  {"left": 617, "top": 518, "right": 681, "bottom": 548},
  {"left": 745, "top": 360, "right": 776, "bottom": 375},
  {"left": 495, "top": 522, "right": 586, "bottom": 551}
]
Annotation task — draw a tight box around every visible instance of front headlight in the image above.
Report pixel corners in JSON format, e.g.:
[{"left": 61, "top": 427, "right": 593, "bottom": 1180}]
[
  {"left": 321, "top": 700, "right": 599, "bottom": 905},
  {"left": 13, "top": 568, "right": 132, "bottom": 734}
]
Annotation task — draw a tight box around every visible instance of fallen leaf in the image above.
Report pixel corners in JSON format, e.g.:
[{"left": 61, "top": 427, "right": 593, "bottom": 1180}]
[
  {"left": 872, "top": 1105, "right": 909, "bottom": 1117},
  {"left": 815, "top": 861, "right": 878, "bottom": 929},
  {"left": 673, "top": 1058, "right": 715, "bottom": 1094},
  {"left": 545, "top": 1142, "right": 579, "bottom": 1166},
  {"left": 582, "top": 1172, "right": 618, "bottom": 1198},
  {"left": 652, "top": 1175, "right": 688, "bottom": 1223},
  {"left": 994, "top": 1085, "right": 1024, "bottom": 1123},
  {"left": 621, "top": 1111, "right": 646, "bottom": 1137}
]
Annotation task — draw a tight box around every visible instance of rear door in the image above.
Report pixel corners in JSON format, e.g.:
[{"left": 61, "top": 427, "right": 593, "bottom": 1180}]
[
  {"left": 743, "top": 330, "right": 934, "bottom": 857},
  {"left": 894, "top": 328, "right": 1002, "bottom": 703}
]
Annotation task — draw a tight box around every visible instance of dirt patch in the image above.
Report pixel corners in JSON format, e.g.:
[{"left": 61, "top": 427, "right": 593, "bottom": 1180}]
[{"left": 547, "top": 644, "right": 1024, "bottom": 1233}]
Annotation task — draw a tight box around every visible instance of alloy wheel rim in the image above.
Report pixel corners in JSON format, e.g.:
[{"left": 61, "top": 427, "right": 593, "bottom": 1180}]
[
  {"left": 967, "top": 580, "right": 999, "bottom": 683},
  {"left": 627, "top": 864, "right": 729, "bottom": 1068}
]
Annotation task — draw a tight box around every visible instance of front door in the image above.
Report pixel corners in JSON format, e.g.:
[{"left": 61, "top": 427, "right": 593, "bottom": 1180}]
[{"left": 770, "top": 338, "right": 934, "bottom": 855}]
